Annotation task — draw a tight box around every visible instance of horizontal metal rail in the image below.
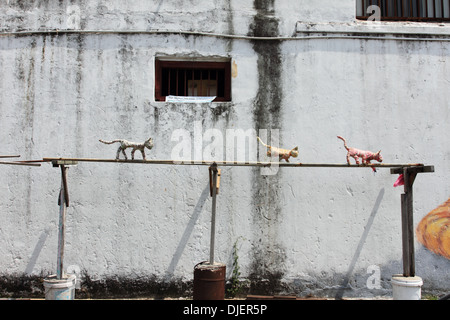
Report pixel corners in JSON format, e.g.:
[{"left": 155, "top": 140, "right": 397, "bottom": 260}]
[
  {"left": 42, "top": 157, "right": 427, "bottom": 168},
  {"left": 0, "top": 161, "right": 41, "bottom": 167},
  {"left": 0, "top": 155, "right": 41, "bottom": 167}
]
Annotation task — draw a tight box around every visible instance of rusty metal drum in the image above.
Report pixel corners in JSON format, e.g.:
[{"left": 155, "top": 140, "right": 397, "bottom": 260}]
[{"left": 193, "top": 262, "right": 226, "bottom": 300}]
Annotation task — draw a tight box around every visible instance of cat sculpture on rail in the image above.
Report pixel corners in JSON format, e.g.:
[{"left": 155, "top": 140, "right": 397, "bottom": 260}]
[
  {"left": 337, "top": 136, "right": 382, "bottom": 172},
  {"left": 99, "top": 138, "right": 154, "bottom": 160},
  {"left": 257, "top": 136, "right": 299, "bottom": 162}
]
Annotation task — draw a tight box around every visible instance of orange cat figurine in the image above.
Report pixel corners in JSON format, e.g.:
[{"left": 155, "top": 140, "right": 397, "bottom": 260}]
[{"left": 257, "top": 137, "right": 299, "bottom": 162}]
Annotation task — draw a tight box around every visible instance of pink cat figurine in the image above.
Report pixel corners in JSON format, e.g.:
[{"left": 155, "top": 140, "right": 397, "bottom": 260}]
[{"left": 337, "top": 136, "right": 382, "bottom": 172}]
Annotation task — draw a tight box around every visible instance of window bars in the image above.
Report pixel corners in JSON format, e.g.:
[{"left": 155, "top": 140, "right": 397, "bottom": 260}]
[
  {"left": 356, "top": 0, "right": 450, "bottom": 21},
  {"left": 155, "top": 59, "right": 231, "bottom": 102}
]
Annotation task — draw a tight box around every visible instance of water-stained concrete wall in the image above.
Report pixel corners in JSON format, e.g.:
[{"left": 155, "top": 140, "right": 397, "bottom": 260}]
[{"left": 0, "top": 1, "right": 449, "bottom": 298}]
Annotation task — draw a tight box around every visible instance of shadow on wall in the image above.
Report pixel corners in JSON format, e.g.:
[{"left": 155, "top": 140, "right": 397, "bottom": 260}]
[
  {"left": 334, "top": 188, "right": 385, "bottom": 299},
  {"left": 24, "top": 228, "right": 51, "bottom": 275},
  {"left": 165, "top": 184, "right": 210, "bottom": 277}
]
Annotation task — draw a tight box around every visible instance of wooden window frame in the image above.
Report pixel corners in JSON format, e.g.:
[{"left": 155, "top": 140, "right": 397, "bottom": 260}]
[
  {"left": 155, "top": 59, "right": 231, "bottom": 102},
  {"left": 356, "top": 0, "right": 450, "bottom": 22}
]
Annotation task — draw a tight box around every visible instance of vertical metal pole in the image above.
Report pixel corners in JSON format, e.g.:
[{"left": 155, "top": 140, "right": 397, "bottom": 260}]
[
  {"left": 209, "top": 164, "right": 218, "bottom": 265},
  {"left": 56, "top": 165, "right": 68, "bottom": 279},
  {"left": 400, "top": 193, "right": 410, "bottom": 276},
  {"left": 402, "top": 168, "right": 416, "bottom": 277}
]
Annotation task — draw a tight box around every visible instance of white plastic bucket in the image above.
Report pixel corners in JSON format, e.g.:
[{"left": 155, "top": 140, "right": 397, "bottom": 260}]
[
  {"left": 391, "top": 274, "right": 423, "bottom": 300},
  {"left": 43, "top": 274, "right": 76, "bottom": 300}
]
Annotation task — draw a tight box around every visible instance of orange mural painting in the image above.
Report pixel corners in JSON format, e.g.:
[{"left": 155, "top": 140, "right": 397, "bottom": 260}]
[{"left": 416, "top": 197, "right": 450, "bottom": 260}]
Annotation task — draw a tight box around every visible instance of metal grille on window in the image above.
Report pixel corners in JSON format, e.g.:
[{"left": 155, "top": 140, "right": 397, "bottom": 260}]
[
  {"left": 155, "top": 59, "right": 231, "bottom": 102},
  {"left": 356, "top": 0, "right": 450, "bottom": 21},
  {"left": 161, "top": 68, "right": 225, "bottom": 98}
]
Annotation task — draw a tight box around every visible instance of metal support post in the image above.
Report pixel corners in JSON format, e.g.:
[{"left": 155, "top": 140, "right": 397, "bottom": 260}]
[
  {"left": 52, "top": 160, "right": 77, "bottom": 280},
  {"left": 401, "top": 168, "right": 416, "bottom": 277},
  {"left": 391, "top": 165, "right": 434, "bottom": 277},
  {"left": 56, "top": 165, "right": 69, "bottom": 279},
  {"left": 209, "top": 163, "right": 219, "bottom": 265}
]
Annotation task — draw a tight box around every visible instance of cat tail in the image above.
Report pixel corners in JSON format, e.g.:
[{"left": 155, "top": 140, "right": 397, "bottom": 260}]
[
  {"left": 337, "top": 136, "right": 349, "bottom": 150},
  {"left": 257, "top": 136, "right": 269, "bottom": 147},
  {"left": 99, "top": 139, "right": 121, "bottom": 144}
]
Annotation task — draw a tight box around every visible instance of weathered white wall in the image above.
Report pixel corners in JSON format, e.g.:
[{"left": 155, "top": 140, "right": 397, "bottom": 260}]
[{"left": 0, "top": 0, "right": 449, "bottom": 297}]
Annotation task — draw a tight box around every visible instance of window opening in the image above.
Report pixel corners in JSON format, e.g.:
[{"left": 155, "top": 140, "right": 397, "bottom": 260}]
[
  {"left": 356, "top": 0, "right": 450, "bottom": 21},
  {"left": 155, "top": 59, "right": 231, "bottom": 102}
]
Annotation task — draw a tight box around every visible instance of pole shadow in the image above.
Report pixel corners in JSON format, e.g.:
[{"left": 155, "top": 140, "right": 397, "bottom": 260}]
[
  {"left": 165, "top": 184, "right": 210, "bottom": 277},
  {"left": 334, "top": 188, "right": 385, "bottom": 299},
  {"left": 25, "top": 228, "right": 51, "bottom": 275}
]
